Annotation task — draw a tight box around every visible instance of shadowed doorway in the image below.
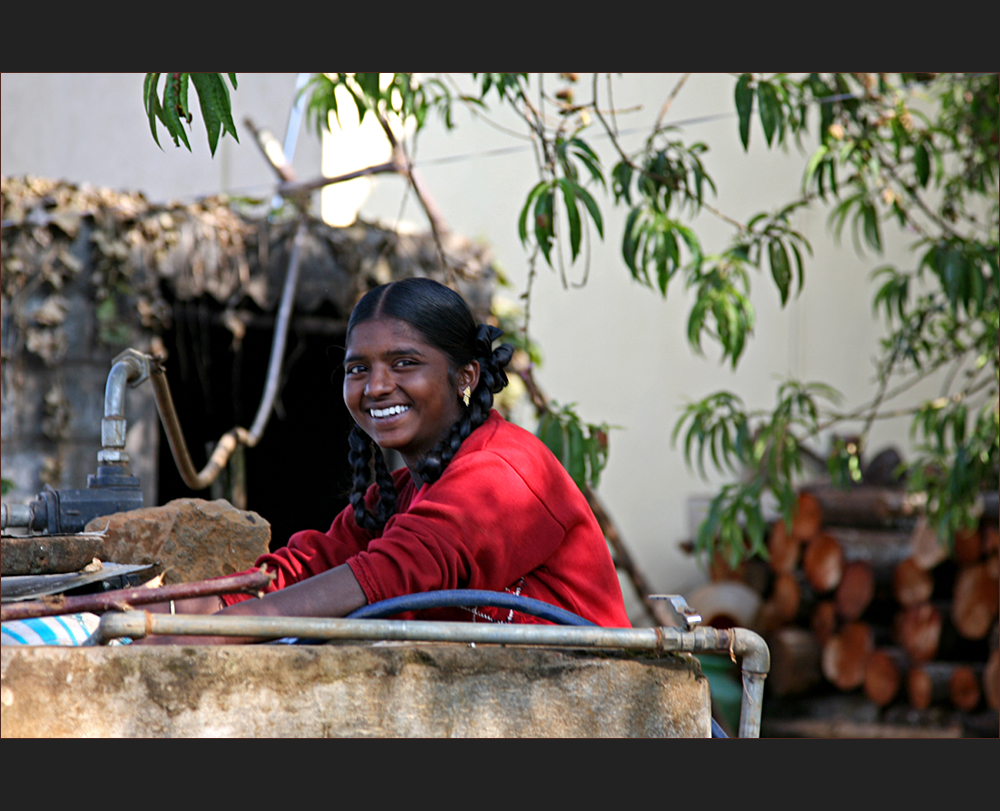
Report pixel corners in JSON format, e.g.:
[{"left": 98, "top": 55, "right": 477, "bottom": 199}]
[{"left": 156, "top": 297, "right": 354, "bottom": 552}]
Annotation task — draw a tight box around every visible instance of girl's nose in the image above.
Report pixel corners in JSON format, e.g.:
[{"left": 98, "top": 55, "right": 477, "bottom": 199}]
[{"left": 365, "top": 364, "right": 393, "bottom": 397}]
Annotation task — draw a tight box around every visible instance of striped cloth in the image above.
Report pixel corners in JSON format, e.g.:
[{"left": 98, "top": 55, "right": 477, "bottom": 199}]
[{"left": 1, "top": 613, "right": 129, "bottom": 646}]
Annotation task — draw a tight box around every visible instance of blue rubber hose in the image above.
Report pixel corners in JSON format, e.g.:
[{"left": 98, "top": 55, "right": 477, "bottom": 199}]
[{"left": 347, "top": 589, "right": 597, "bottom": 626}]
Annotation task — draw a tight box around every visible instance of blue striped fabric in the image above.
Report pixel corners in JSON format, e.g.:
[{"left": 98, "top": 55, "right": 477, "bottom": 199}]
[{"left": 1, "top": 613, "right": 102, "bottom": 646}]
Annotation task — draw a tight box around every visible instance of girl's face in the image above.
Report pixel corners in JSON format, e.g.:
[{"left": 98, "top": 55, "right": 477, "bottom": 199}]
[{"left": 343, "top": 317, "right": 477, "bottom": 472}]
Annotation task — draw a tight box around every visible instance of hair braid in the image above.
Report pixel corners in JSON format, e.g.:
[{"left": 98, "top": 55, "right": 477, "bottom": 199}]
[
  {"left": 416, "top": 336, "right": 514, "bottom": 486},
  {"left": 371, "top": 441, "right": 399, "bottom": 528},
  {"left": 347, "top": 423, "right": 398, "bottom": 533}
]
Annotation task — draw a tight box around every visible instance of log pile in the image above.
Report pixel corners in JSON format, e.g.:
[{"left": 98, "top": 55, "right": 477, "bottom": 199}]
[{"left": 688, "top": 485, "right": 999, "bottom": 738}]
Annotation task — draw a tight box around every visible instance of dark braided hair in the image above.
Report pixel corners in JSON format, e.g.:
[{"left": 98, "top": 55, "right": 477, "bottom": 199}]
[{"left": 345, "top": 278, "right": 514, "bottom": 532}]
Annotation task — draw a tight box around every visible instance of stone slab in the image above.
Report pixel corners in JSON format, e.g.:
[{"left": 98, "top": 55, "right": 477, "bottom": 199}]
[
  {"left": 1, "top": 643, "right": 711, "bottom": 738},
  {"left": 1, "top": 498, "right": 269, "bottom": 583}
]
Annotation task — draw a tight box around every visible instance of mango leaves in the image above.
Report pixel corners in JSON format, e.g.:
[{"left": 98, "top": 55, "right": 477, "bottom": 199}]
[
  {"left": 144, "top": 73, "right": 239, "bottom": 156},
  {"left": 684, "top": 256, "right": 755, "bottom": 368},
  {"left": 734, "top": 73, "right": 808, "bottom": 151},
  {"left": 622, "top": 209, "right": 702, "bottom": 295},
  {"left": 302, "top": 73, "right": 457, "bottom": 136},
  {"left": 614, "top": 139, "right": 713, "bottom": 295},
  {"left": 673, "top": 381, "right": 842, "bottom": 568},
  {"left": 536, "top": 402, "right": 611, "bottom": 492},
  {"left": 920, "top": 238, "right": 998, "bottom": 319},
  {"left": 909, "top": 396, "right": 1000, "bottom": 543},
  {"left": 740, "top": 204, "right": 812, "bottom": 306},
  {"left": 518, "top": 136, "right": 604, "bottom": 267}
]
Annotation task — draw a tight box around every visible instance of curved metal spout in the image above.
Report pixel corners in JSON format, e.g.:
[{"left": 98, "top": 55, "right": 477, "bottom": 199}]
[{"left": 99, "top": 349, "right": 151, "bottom": 467}]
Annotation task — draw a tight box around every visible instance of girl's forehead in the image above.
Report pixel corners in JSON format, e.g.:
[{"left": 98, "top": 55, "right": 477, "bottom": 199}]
[{"left": 346, "top": 317, "right": 432, "bottom": 353}]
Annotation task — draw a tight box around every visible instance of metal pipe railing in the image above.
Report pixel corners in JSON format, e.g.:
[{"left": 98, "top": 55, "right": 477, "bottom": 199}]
[{"left": 89, "top": 611, "right": 769, "bottom": 737}]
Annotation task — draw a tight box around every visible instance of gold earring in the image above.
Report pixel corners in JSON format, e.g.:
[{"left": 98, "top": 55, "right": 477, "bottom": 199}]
[{"left": 462, "top": 386, "right": 471, "bottom": 407}]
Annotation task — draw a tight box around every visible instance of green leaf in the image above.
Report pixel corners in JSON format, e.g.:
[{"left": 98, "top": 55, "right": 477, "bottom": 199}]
[
  {"left": 558, "top": 178, "right": 583, "bottom": 261},
  {"left": 566, "top": 420, "right": 587, "bottom": 490},
  {"left": 569, "top": 137, "right": 606, "bottom": 190},
  {"left": 757, "top": 82, "right": 780, "bottom": 147},
  {"left": 803, "top": 145, "right": 829, "bottom": 197},
  {"left": 574, "top": 183, "right": 604, "bottom": 239},
  {"left": 656, "top": 228, "right": 679, "bottom": 295},
  {"left": 687, "top": 297, "right": 710, "bottom": 353},
  {"left": 534, "top": 186, "right": 556, "bottom": 265},
  {"left": 143, "top": 73, "right": 164, "bottom": 149},
  {"left": 735, "top": 74, "right": 753, "bottom": 150},
  {"left": 586, "top": 427, "right": 610, "bottom": 489},
  {"left": 622, "top": 207, "right": 643, "bottom": 281},
  {"left": 518, "top": 181, "right": 549, "bottom": 247},
  {"left": 675, "top": 223, "right": 702, "bottom": 271},
  {"left": 537, "top": 412, "right": 565, "bottom": 462},
  {"left": 162, "top": 73, "right": 191, "bottom": 151},
  {"left": 612, "top": 161, "right": 634, "bottom": 205},
  {"left": 862, "top": 201, "right": 882, "bottom": 253},
  {"left": 191, "top": 73, "right": 222, "bottom": 156},
  {"left": 914, "top": 141, "right": 930, "bottom": 187},
  {"left": 769, "top": 239, "right": 792, "bottom": 305}
]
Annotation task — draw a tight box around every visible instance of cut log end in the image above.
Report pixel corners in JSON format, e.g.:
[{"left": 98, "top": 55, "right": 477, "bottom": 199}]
[
  {"left": 951, "top": 562, "right": 1000, "bottom": 641},
  {"left": 893, "top": 557, "right": 934, "bottom": 608},
  {"left": 822, "top": 621, "right": 875, "bottom": 691},
  {"left": 895, "top": 603, "right": 943, "bottom": 663},
  {"left": 792, "top": 491, "right": 824, "bottom": 541},
  {"left": 864, "top": 649, "right": 902, "bottom": 707},
  {"left": 804, "top": 533, "right": 845, "bottom": 593},
  {"left": 836, "top": 560, "right": 875, "bottom": 621},
  {"left": 950, "top": 665, "right": 982, "bottom": 712},
  {"left": 767, "top": 519, "right": 800, "bottom": 574}
]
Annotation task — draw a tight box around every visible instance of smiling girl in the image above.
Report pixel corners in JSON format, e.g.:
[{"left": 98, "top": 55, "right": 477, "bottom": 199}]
[{"left": 138, "top": 278, "right": 630, "bottom": 641}]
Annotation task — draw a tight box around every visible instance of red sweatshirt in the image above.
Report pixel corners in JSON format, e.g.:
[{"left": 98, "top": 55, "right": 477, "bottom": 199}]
[{"left": 223, "top": 410, "right": 631, "bottom": 628}]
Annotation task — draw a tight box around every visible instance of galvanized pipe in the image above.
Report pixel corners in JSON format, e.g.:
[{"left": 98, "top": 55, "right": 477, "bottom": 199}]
[
  {"left": 98, "top": 354, "right": 147, "bottom": 464},
  {"left": 91, "top": 612, "right": 769, "bottom": 737},
  {"left": 729, "top": 628, "right": 770, "bottom": 739},
  {"left": 1, "top": 502, "right": 32, "bottom": 530}
]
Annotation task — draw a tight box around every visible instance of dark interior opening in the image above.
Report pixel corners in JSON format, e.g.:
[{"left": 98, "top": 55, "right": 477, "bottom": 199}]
[{"left": 156, "top": 297, "right": 354, "bottom": 552}]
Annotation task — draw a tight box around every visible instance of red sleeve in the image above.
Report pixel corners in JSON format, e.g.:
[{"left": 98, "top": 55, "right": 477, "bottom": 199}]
[
  {"left": 346, "top": 449, "right": 573, "bottom": 605},
  {"left": 220, "top": 485, "right": 382, "bottom": 607}
]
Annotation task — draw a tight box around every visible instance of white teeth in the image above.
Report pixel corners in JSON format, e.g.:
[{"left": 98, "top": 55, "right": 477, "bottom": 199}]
[{"left": 370, "top": 405, "right": 409, "bottom": 418}]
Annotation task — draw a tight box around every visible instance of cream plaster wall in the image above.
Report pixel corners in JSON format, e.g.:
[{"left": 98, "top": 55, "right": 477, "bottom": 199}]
[{"left": 1, "top": 73, "right": 932, "bottom": 600}]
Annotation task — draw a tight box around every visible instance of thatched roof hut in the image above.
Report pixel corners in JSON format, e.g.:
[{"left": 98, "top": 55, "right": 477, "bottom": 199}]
[{"left": 2, "top": 176, "right": 500, "bottom": 547}]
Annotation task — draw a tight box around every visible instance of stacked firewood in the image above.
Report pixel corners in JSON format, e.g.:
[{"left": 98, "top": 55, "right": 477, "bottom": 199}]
[{"left": 687, "top": 485, "right": 999, "bottom": 737}]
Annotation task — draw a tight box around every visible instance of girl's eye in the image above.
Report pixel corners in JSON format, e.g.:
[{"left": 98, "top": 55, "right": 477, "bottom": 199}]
[{"left": 346, "top": 364, "right": 366, "bottom": 375}]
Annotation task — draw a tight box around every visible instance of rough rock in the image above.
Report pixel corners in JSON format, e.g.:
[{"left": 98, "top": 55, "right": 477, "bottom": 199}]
[
  {"left": 0, "top": 643, "right": 711, "bottom": 738},
  {"left": 83, "top": 498, "right": 270, "bottom": 585}
]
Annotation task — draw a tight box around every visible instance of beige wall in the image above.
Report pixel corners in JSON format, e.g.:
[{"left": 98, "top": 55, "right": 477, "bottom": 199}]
[
  {"left": 2, "top": 73, "right": 931, "bottom": 600},
  {"left": 1, "top": 73, "right": 321, "bottom": 205}
]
